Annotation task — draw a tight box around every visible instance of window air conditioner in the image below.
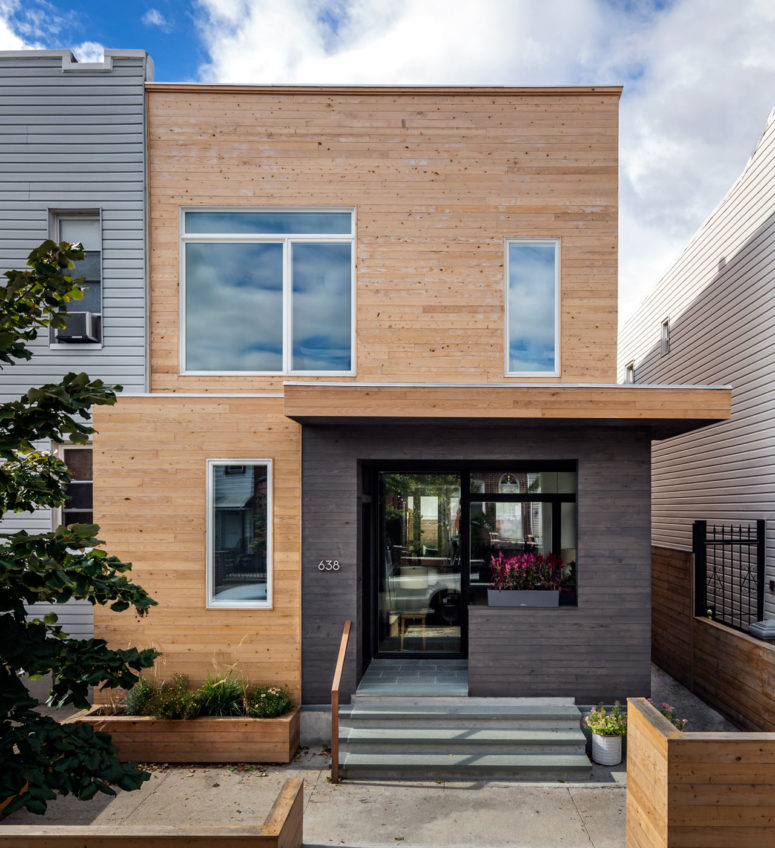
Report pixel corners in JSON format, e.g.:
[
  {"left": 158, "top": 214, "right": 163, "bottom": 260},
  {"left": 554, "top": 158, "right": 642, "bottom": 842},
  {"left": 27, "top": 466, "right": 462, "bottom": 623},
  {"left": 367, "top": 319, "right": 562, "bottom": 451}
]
[{"left": 55, "top": 312, "right": 100, "bottom": 343}]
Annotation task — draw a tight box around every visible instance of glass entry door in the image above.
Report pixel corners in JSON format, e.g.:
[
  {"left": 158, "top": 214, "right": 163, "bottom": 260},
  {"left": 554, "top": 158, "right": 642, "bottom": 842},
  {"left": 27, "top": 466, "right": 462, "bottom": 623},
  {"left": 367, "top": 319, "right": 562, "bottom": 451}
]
[{"left": 377, "top": 472, "right": 463, "bottom": 656}]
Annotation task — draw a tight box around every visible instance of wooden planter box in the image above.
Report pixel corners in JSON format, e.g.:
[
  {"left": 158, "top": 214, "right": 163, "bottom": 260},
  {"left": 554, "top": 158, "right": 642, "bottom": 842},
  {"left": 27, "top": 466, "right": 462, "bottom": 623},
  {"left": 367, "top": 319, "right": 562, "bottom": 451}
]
[{"left": 64, "top": 707, "right": 300, "bottom": 764}]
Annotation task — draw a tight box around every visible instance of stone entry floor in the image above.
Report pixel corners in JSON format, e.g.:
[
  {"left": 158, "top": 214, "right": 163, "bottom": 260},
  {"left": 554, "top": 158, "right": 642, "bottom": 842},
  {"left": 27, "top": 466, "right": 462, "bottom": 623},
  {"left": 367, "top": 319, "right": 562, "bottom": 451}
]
[{"left": 356, "top": 659, "right": 468, "bottom": 697}]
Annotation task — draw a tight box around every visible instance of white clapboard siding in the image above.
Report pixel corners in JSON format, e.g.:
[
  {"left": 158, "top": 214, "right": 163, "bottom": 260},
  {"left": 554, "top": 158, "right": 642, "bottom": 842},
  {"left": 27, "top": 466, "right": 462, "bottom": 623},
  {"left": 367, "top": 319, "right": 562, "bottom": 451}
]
[
  {"left": 619, "top": 106, "right": 775, "bottom": 618},
  {"left": 0, "top": 50, "right": 151, "bottom": 637}
]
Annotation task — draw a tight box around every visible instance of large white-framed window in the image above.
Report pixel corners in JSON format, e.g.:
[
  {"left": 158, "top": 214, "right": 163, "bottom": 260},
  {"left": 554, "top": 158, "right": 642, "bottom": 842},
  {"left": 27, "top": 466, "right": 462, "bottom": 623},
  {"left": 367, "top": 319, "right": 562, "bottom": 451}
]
[
  {"left": 50, "top": 211, "right": 103, "bottom": 347},
  {"left": 181, "top": 208, "right": 355, "bottom": 375},
  {"left": 505, "top": 239, "right": 560, "bottom": 376},
  {"left": 206, "top": 459, "right": 273, "bottom": 609}
]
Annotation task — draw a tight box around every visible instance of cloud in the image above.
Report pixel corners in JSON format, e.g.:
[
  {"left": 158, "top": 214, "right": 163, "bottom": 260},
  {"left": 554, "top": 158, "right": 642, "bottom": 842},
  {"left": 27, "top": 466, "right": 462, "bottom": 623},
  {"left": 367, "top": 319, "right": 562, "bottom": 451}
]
[
  {"left": 0, "top": 0, "right": 43, "bottom": 48},
  {"left": 72, "top": 40, "right": 104, "bottom": 63},
  {"left": 192, "top": 0, "right": 775, "bottom": 323},
  {"left": 142, "top": 8, "right": 171, "bottom": 30}
]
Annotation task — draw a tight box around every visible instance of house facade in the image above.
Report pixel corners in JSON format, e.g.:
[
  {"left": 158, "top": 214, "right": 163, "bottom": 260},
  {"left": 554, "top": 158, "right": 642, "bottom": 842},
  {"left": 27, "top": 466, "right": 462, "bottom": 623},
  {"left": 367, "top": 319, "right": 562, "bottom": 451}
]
[
  {"left": 0, "top": 49, "right": 153, "bottom": 637},
  {"left": 619, "top": 106, "right": 775, "bottom": 621},
  {"left": 92, "top": 83, "right": 730, "bottom": 709}
]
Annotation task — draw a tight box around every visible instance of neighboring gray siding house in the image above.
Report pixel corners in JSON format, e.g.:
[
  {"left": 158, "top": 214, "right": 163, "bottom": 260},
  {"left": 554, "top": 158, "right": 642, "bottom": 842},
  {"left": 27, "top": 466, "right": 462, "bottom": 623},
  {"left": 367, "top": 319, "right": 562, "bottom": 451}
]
[
  {"left": 0, "top": 49, "right": 152, "bottom": 636},
  {"left": 619, "top": 106, "right": 775, "bottom": 619}
]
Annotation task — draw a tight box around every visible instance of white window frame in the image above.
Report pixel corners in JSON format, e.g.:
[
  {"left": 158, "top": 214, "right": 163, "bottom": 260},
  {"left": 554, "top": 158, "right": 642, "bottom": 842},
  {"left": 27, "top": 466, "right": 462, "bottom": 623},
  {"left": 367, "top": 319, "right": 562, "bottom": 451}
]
[
  {"left": 49, "top": 210, "right": 104, "bottom": 350},
  {"left": 624, "top": 361, "right": 635, "bottom": 384},
  {"left": 504, "top": 238, "right": 561, "bottom": 377},
  {"left": 661, "top": 317, "right": 671, "bottom": 355},
  {"left": 180, "top": 207, "right": 356, "bottom": 376},
  {"left": 51, "top": 442, "right": 93, "bottom": 529},
  {"left": 206, "top": 458, "right": 273, "bottom": 610}
]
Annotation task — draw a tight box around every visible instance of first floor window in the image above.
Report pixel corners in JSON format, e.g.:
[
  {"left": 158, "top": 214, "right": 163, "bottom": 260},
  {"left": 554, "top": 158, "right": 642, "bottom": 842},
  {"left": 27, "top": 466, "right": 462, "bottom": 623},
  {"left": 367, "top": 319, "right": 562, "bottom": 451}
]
[
  {"left": 183, "top": 209, "right": 354, "bottom": 374},
  {"left": 506, "top": 239, "right": 559, "bottom": 375},
  {"left": 51, "top": 213, "right": 102, "bottom": 344},
  {"left": 59, "top": 445, "right": 93, "bottom": 525},
  {"left": 207, "top": 460, "right": 272, "bottom": 608}
]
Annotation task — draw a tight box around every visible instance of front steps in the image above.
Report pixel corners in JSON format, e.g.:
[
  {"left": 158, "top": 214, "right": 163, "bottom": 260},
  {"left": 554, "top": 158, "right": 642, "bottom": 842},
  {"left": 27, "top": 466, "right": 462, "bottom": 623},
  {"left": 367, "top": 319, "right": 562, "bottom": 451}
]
[{"left": 338, "top": 702, "right": 591, "bottom": 780}]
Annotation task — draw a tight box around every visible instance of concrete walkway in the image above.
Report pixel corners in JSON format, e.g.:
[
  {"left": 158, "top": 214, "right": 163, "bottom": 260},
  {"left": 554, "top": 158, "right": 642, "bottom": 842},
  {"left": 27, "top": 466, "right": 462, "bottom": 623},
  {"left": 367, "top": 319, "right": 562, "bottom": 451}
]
[{"left": 1, "top": 665, "right": 735, "bottom": 847}]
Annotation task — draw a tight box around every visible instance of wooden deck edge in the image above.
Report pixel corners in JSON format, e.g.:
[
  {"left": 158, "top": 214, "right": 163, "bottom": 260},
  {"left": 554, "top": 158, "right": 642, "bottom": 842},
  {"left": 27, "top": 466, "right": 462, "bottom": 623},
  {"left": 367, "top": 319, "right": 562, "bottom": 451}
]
[{"left": 0, "top": 779, "right": 303, "bottom": 847}]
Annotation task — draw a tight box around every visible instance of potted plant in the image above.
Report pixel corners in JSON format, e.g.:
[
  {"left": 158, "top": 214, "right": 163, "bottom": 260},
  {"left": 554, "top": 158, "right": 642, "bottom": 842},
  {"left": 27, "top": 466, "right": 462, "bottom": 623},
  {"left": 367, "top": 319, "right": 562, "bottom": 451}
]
[
  {"left": 584, "top": 702, "right": 627, "bottom": 765},
  {"left": 487, "top": 551, "right": 568, "bottom": 607},
  {"left": 65, "top": 673, "right": 299, "bottom": 764}
]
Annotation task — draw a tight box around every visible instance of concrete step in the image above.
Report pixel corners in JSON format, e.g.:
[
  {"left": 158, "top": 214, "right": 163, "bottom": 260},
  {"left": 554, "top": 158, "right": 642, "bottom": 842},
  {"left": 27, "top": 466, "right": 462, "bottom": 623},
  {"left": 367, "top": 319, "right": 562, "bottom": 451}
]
[
  {"left": 340, "top": 726, "right": 586, "bottom": 755},
  {"left": 340, "top": 703, "right": 583, "bottom": 731},
  {"left": 340, "top": 752, "right": 592, "bottom": 780}
]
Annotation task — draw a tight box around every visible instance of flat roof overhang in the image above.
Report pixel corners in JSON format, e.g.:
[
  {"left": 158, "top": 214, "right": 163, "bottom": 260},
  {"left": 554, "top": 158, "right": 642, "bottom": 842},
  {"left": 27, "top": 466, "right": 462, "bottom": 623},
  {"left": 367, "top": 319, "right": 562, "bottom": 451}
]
[{"left": 283, "top": 382, "right": 732, "bottom": 439}]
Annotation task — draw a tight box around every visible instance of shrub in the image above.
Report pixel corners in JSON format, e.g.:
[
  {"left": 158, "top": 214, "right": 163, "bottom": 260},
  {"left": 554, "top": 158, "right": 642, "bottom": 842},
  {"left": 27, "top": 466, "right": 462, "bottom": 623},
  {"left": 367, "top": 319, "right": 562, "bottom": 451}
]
[
  {"left": 247, "top": 686, "right": 293, "bottom": 718},
  {"left": 584, "top": 702, "right": 627, "bottom": 737},
  {"left": 196, "top": 673, "right": 243, "bottom": 717},
  {"left": 124, "top": 677, "right": 154, "bottom": 716},
  {"left": 647, "top": 698, "right": 688, "bottom": 730},
  {"left": 144, "top": 674, "right": 201, "bottom": 720}
]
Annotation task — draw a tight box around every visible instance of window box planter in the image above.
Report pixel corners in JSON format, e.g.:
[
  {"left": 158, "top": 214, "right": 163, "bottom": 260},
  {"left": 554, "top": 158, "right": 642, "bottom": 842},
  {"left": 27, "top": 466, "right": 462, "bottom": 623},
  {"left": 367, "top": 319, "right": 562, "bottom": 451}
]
[
  {"left": 487, "top": 589, "right": 560, "bottom": 608},
  {"left": 63, "top": 706, "right": 300, "bottom": 764}
]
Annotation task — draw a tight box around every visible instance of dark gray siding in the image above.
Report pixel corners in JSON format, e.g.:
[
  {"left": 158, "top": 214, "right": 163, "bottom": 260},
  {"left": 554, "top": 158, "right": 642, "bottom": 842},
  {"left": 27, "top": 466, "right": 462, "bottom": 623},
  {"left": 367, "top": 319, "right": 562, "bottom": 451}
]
[
  {"left": 0, "top": 50, "right": 151, "bottom": 635},
  {"left": 302, "top": 422, "right": 652, "bottom": 704}
]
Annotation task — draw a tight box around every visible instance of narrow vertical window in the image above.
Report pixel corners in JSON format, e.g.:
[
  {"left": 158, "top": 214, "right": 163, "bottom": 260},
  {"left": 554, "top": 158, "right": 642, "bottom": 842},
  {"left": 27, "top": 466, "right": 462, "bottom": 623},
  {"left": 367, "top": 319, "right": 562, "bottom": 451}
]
[
  {"left": 207, "top": 460, "right": 272, "bottom": 609},
  {"left": 60, "top": 446, "right": 93, "bottom": 525},
  {"left": 661, "top": 318, "right": 670, "bottom": 354},
  {"left": 506, "top": 240, "right": 559, "bottom": 375},
  {"left": 52, "top": 214, "right": 102, "bottom": 344},
  {"left": 625, "top": 361, "right": 635, "bottom": 384}
]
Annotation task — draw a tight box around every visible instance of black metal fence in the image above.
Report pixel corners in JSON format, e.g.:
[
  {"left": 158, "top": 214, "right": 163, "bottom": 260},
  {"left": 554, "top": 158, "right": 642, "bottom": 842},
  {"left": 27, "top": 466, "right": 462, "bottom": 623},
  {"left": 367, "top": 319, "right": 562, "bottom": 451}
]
[{"left": 693, "top": 519, "right": 766, "bottom": 632}]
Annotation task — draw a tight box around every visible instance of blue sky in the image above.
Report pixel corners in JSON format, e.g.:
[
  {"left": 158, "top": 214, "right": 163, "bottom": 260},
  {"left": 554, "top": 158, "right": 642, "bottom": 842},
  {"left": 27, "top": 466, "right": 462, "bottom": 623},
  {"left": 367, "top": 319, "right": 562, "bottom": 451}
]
[{"left": 1, "top": 0, "right": 774, "bottom": 319}]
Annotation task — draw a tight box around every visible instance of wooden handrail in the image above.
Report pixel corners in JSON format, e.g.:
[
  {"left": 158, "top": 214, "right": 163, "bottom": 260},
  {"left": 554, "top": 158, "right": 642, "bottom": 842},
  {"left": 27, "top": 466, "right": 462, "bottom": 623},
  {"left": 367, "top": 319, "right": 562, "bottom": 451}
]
[{"left": 330, "top": 619, "right": 352, "bottom": 784}]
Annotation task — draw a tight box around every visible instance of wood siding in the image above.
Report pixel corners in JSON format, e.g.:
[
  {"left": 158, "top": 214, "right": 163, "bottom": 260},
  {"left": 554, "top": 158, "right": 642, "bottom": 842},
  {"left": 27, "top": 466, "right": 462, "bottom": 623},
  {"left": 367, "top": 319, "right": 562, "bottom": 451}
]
[
  {"left": 651, "top": 546, "right": 694, "bottom": 689},
  {"left": 301, "top": 422, "right": 651, "bottom": 704},
  {"left": 626, "top": 697, "right": 775, "bottom": 848},
  {"left": 147, "top": 86, "right": 621, "bottom": 392},
  {"left": 91, "top": 396, "right": 301, "bottom": 701},
  {"left": 619, "top": 108, "right": 775, "bottom": 618},
  {"left": 0, "top": 50, "right": 151, "bottom": 638}
]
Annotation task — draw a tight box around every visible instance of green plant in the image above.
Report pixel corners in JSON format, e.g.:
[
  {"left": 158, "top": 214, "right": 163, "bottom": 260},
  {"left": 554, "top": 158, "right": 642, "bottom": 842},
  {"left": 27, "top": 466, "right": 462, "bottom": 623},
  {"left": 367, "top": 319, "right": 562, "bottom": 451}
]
[
  {"left": 0, "top": 240, "right": 158, "bottom": 817},
  {"left": 247, "top": 686, "right": 293, "bottom": 718},
  {"left": 196, "top": 673, "right": 243, "bottom": 717},
  {"left": 144, "top": 674, "right": 200, "bottom": 720},
  {"left": 647, "top": 698, "right": 688, "bottom": 730},
  {"left": 584, "top": 702, "right": 627, "bottom": 737},
  {"left": 123, "top": 677, "right": 154, "bottom": 716}
]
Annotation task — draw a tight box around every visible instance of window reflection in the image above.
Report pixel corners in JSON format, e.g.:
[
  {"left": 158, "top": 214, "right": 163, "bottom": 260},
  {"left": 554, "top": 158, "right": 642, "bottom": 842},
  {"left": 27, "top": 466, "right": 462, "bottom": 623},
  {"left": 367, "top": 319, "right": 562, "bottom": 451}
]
[
  {"left": 185, "top": 211, "right": 352, "bottom": 235},
  {"left": 508, "top": 241, "right": 557, "bottom": 373},
  {"left": 185, "top": 242, "right": 283, "bottom": 371},
  {"left": 292, "top": 243, "right": 352, "bottom": 371}
]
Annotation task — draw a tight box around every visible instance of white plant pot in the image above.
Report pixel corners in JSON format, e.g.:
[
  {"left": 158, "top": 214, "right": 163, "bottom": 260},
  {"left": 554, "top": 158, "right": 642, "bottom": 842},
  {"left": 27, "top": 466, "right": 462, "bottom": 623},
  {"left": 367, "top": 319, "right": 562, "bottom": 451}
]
[{"left": 591, "top": 733, "right": 622, "bottom": 766}]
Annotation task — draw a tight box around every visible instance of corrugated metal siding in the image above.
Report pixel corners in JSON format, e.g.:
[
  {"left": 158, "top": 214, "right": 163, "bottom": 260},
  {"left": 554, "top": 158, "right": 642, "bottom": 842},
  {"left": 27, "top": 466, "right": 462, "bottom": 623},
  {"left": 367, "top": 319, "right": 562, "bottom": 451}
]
[
  {"left": 0, "top": 50, "right": 150, "bottom": 637},
  {"left": 619, "top": 108, "right": 775, "bottom": 618}
]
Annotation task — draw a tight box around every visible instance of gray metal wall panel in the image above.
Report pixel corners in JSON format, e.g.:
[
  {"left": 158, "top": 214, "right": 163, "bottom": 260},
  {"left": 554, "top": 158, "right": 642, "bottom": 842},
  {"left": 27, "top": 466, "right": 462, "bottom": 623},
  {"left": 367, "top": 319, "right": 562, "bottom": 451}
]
[
  {"left": 301, "top": 423, "right": 652, "bottom": 705},
  {"left": 619, "top": 109, "right": 775, "bottom": 619}
]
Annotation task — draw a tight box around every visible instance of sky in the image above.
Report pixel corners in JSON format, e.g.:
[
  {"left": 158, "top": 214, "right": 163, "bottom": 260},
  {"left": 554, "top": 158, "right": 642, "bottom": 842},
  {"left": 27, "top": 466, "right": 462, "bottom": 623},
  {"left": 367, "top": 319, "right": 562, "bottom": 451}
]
[{"left": 2, "top": 0, "right": 774, "bottom": 323}]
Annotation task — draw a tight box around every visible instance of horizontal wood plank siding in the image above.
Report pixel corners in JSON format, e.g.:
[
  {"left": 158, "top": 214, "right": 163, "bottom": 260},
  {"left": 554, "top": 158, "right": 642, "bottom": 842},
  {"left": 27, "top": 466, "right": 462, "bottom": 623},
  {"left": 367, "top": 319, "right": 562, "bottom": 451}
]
[
  {"left": 651, "top": 546, "right": 694, "bottom": 689},
  {"left": 148, "top": 88, "right": 621, "bottom": 392},
  {"left": 619, "top": 109, "right": 775, "bottom": 618},
  {"left": 92, "top": 396, "right": 301, "bottom": 701}
]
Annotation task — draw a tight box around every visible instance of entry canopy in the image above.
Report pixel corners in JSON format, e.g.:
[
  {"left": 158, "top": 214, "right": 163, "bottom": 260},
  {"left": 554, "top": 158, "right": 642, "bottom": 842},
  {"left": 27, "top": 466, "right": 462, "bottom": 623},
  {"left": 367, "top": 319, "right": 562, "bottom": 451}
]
[{"left": 283, "top": 382, "right": 732, "bottom": 439}]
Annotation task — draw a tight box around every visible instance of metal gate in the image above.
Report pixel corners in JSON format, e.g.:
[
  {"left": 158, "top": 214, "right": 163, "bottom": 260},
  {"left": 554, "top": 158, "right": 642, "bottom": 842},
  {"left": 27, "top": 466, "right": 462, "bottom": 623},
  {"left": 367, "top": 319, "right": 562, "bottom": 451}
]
[{"left": 693, "top": 519, "right": 765, "bottom": 632}]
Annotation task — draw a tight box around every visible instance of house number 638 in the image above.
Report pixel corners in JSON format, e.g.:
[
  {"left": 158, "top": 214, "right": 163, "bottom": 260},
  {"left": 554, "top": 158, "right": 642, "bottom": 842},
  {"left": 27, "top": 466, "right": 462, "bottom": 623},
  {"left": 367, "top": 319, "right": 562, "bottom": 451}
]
[{"left": 318, "top": 560, "right": 341, "bottom": 571}]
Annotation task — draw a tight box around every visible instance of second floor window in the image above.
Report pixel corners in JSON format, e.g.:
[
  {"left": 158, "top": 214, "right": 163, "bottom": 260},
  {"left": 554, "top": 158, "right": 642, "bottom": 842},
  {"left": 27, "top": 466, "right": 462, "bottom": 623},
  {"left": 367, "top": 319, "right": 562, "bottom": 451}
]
[
  {"left": 182, "top": 209, "right": 354, "bottom": 374},
  {"left": 506, "top": 239, "right": 559, "bottom": 376},
  {"left": 52, "top": 214, "right": 102, "bottom": 345}
]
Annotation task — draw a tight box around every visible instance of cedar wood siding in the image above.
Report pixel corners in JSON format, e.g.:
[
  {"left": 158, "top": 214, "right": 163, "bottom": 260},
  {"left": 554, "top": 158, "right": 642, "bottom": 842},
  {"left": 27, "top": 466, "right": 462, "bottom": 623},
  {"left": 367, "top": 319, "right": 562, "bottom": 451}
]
[{"left": 618, "top": 108, "right": 775, "bottom": 619}]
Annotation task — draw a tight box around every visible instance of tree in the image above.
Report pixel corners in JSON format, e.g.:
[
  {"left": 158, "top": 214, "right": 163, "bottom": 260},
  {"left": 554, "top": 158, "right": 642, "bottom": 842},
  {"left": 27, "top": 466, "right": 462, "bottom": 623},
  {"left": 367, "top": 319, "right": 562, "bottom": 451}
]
[{"left": 0, "top": 240, "right": 157, "bottom": 816}]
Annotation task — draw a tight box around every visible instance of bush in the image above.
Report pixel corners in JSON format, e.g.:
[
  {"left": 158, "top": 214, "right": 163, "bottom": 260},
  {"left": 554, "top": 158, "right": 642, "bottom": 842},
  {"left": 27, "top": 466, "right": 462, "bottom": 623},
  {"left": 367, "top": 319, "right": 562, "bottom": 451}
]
[
  {"left": 584, "top": 702, "right": 627, "bottom": 737},
  {"left": 124, "top": 677, "right": 154, "bottom": 716},
  {"left": 196, "top": 673, "right": 243, "bottom": 717},
  {"left": 247, "top": 686, "right": 293, "bottom": 718},
  {"left": 144, "top": 674, "right": 201, "bottom": 720}
]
